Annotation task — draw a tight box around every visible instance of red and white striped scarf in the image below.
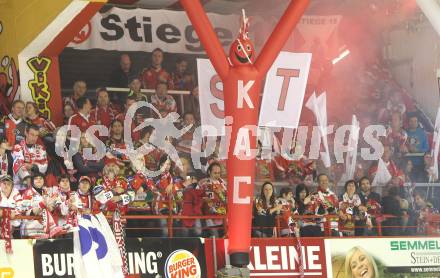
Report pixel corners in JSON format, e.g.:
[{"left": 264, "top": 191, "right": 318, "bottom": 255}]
[
  {"left": 1, "top": 207, "right": 12, "bottom": 253},
  {"left": 112, "top": 209, "right": 128, "bottom": 276},
  {"left": 0, "top": 155, "right": 8, "bottom": 176}
]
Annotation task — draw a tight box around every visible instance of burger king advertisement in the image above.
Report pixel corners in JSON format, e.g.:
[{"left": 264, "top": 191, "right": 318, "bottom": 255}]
[
  {"left": 165, "top": 249, "right": 201, "bottom": 278},
  {"left": 125, "top": 238, "right": 205, "bottom": 277}
]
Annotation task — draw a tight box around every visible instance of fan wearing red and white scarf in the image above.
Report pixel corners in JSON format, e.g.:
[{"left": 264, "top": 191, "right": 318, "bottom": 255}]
[
  {"left": 44, "top": 185, "right": 78, "bottom": 232},
  {"left": 0, "top": 175, "right": 22, "bottom": 253},
  {"left": 22, "top": 174, "right": 64, "bottom": 238}
]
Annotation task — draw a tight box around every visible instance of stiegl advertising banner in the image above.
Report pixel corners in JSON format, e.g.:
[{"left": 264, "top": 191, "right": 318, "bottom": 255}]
[{"left": 325, "top": 237, "right": 440, "bottom": 278}]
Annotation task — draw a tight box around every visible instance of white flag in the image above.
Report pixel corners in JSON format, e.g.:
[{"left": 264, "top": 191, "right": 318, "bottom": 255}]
[
  {"left": 341, "top": 115, "right": 360, "bottom": 181},
  {"left": 372, "top": 158, "right": 392, "bottom": 187},
  {"left": 305, "top": 92, "right": 331, "bottom": 167},
  {"left": 73, "top": 214, "right": 124, "bottom": 278},
  {"left": 430, "top": 107, "right": 440, "bottom": 181}
]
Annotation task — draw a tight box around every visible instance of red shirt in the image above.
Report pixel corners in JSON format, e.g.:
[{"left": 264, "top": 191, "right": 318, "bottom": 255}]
[
  {"left": 68, "top": 112, "right": 94, "bottom": 133},
  {"left": 27, "top": 116, "right": 56, "bottom": 132},
  {"left": 139, "top": 67, "right": 173, "bottom": 90},
  {"left": 90, "top": 106, "right": 117, "bottom": 128},
  {"left": 115, "top": 112, "right": 139, "bottom": 141}
]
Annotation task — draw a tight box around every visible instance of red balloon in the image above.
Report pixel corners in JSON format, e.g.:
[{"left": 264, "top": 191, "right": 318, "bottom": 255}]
[{"left": 180, "top": 0, "right": 310, "bottom": 266}]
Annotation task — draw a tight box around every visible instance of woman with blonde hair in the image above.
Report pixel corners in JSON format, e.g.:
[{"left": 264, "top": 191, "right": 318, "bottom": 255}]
[{"left": 344, "top": 246, "right": 379, "bottom": 278}]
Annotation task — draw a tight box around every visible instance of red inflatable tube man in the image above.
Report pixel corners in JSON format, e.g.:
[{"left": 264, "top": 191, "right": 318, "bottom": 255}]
[{"left": 179, "top": 0, "right": 309, "bottom": 266}]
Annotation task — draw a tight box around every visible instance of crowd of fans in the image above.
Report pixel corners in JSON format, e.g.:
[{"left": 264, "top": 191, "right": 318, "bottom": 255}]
[{"left": 0, "top": 48, "right": 439, "bottom": 240}]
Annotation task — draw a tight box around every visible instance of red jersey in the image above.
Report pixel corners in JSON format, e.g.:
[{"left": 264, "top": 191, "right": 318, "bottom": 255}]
[
  {"left": 135, "top": 141, "right": 163, "bottom": 171},
  {"left": 90, "top": 106, "right": 117, "bottom": 128},
  {"left": 2, "top": 114, "right": 26, "bottom": 146},
  {"left": 68, "top": 112, "right": 94, "bottom": 133},
  {"left": 154, "top": 172, "right": 184, "bottom": 214},
  {"left": 12, "top": 140, "right": 48, "bottom": 186},
  {"left": 139, "top": 67, "right": 173, "bottom": 90},
  {"left": 199, "top": 177, "right": 227, "bottom": 225},
  {"left": 27, "top": 116, "right": 56, "bottom": 132}
]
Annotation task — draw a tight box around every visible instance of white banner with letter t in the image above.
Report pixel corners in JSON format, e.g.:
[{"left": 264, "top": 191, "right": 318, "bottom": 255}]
[{"left": 258, "top": 52, "right": 311, "bottom": 128}]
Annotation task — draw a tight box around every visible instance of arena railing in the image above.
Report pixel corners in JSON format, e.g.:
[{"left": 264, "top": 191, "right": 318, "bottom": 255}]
[{"left": 8, "top": 212, "right": 439, "bottom": 239}]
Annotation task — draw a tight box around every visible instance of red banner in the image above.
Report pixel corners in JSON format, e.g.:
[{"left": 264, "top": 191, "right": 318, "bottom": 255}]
[{"left": 204, "top": 238, "right": 327, "bottom": 277}]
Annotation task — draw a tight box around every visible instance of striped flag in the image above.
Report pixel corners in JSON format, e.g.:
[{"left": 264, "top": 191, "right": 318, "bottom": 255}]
[{"left": 73, "top": 214, "right": 124, "bottom": 278}]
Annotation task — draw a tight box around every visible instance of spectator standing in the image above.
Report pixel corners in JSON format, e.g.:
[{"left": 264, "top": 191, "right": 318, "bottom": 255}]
[
  {"left": 154, "top": 155, "right": 183, "bottom": 236},
  {"left": 116, "top": 95, "right": 141, "bottom": 141},
  {"left": 90, "top": 88, "right": 117, "bottom": 128},
  {"left": 105, "top": 119, "right": 129, "bottom": 169},
  {"left": 176, "top": 112, "right": 197, "bottom": 155},
  {"left": 171, "top": 57, "right": 194, "bottom": 112},
  {"left": 277, "top": 187, "right": 296, "bottom": 237},
  {"left": 109, "top": 54, "right": 134, "bottom": 88},
  {"left": 413, "top": 190, "right": 438, "bottom": 235},
  {"left": 292, "top": 183, "right": 322, "bottom": 237},
  {"left": 25, "top": 102, "right": 56, "bottom": 138},
  {"left": 75, "top": 176, "right": 96, "bottom": 215},
  {"left": 71, "top": 133, "right": 104, "bottom": 182},
  {"left": 369, "top": 145, "right": 405, "bottom": 187},
  {"left": 63, "top": 80, "right": 87, "bottom": 113},
  {"left": 184, "top": 86, "right": 200, "bottom": 121},
  {"left": 381, "top": 186, "right": 403, "bottom": 236},
  {"left": 255, "top": 141, "right": 275, "bottom": 182},
  {"left": 96, "top": 165, "right": 131, "bottom": 217},
  {"left": 0, "top": 100, "right": 26, "bottom": 146},
  {"left": 253, "top": 182, "right": 281, "bottom": 237},
  {"left": 405, "top": 113, "right": 429, "bottom": 168},
  {"left": 199, "top": 161, "right": 227, "bottom": 237},
  {"left": 126, "top": 153, "right": 155, "bottom": 238},
  {"left": 67, "top": 97, "right": 94, "bottom": 133},
  {"left": 135, "top": 126, "right": 163, "bottom": 172},
  {"left": 140, "top": 48, "right": 172, "bottom": 90},
  {"left": 314, "top": 174, "right": 339, "bottom": 215},
  {"left": 356, "top": 177, "right": 381, "bottom": 236},
  {"left": 181, "top": 173, "right": 204, "bottom": 237},
  {"left": 0, "top": 175, "right": 23, "bottom": 235},
  {"left": 63, "top": 103, "right": 75, "bottom": 125},
  {"left": 385, "top": 112, "right": 408, "bottom": 158},
  {"left": 150, "top": 82, "right": 177, "bottom": 118},
  {"left": 21, "top": 173, "right": 63, "bottom": 238},
  {"left": 338, "top": 180, "right": 364, "bottom": 236},
  {"left": 12, "top": 125, "right": 48, "bottom": 191},
  {"left": 171, "top": 57, "right": 194, "bottom": 91},
  {"left": 128, "top": 77, "right": 148, "bottom": 102},
  {"left": 313, "top": 174, "right": 339, "bottom": 235},
  {"left": 0, "top": 139, "right": 13, "bottom": 177}
]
